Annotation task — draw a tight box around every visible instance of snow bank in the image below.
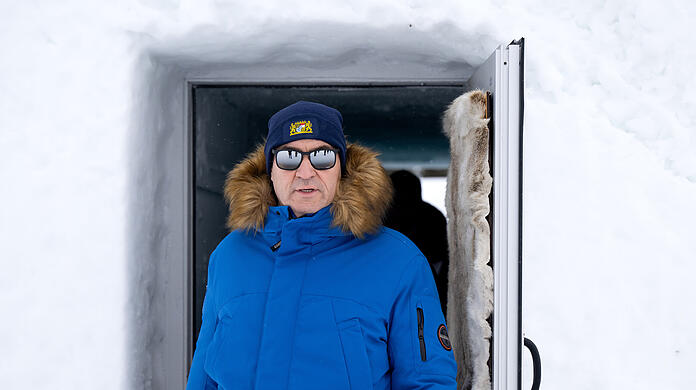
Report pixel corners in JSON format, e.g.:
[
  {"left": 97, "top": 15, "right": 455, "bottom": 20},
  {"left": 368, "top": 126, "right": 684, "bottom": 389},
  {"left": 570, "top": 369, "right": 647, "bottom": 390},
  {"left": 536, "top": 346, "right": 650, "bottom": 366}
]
[{"left": 1, "top": 0, "right": 694, "bottom": 389}]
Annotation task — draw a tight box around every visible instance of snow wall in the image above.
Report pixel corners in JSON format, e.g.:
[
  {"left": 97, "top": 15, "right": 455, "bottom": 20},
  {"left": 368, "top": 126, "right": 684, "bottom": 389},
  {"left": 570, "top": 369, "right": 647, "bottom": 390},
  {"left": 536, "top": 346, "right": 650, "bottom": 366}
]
[{"left": 2, "top": 1, "right": 696, "bottom": 390}]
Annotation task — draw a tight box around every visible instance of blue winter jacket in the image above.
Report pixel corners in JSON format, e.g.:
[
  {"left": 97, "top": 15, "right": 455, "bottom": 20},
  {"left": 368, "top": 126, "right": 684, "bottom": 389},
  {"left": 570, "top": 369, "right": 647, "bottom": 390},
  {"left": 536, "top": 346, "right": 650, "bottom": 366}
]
[{"left": 186, "top": 144, "right": 457, "bottom": 390}]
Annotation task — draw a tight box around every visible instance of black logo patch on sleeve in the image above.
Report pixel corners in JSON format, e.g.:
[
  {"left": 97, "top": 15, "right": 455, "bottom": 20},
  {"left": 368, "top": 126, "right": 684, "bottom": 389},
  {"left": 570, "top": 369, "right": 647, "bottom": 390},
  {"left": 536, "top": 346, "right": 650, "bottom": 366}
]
[{"left": 437, "top": 324, "right": 452, "bottom": 351}]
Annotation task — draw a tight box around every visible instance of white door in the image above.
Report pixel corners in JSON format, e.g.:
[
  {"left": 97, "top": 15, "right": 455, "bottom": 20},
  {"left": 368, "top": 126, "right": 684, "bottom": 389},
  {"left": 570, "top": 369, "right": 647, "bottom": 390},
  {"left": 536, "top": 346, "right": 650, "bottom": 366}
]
[{"left": 467, "top": 38, "right": 526, "bottom": 390}]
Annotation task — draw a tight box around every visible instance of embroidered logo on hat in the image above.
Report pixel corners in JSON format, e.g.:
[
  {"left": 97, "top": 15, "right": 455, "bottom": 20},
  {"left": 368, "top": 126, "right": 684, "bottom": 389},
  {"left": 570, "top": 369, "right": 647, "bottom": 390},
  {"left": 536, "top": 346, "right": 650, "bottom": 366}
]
[
  {"left": 437, "top": 324, "right": 452, "bottom": 351},
  {"left": 289, "top": 120, "right": 313, "bottom": 136}
]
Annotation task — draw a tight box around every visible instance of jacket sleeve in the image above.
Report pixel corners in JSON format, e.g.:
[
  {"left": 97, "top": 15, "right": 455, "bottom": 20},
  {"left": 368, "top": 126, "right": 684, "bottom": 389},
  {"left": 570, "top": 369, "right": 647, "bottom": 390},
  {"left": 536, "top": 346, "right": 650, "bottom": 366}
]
[
  {"left": 388, "top": 254, "right": 457, "bottom": 389},
  {"left": 186, "top": 250, "right": 220, "bottom": 390}
]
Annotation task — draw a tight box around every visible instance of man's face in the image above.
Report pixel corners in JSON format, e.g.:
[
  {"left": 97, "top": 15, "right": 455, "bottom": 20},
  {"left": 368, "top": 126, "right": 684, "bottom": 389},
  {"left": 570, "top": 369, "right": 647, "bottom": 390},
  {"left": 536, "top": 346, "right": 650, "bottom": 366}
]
[{"left": 270, "top": 139, "right": 341, "bottom": 217}]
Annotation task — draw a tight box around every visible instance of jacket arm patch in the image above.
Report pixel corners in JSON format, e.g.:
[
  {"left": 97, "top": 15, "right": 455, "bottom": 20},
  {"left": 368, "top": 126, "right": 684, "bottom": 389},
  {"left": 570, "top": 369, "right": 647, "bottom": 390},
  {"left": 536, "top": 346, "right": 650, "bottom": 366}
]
[{"left": 388, "top": 256, "right": 457, "bottom": 388}]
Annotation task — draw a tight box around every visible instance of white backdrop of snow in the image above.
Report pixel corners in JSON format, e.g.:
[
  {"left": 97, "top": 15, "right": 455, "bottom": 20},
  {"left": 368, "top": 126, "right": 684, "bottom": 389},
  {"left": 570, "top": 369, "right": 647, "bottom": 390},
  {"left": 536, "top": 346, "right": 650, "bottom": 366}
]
[{"left": 1, "top": 0, "right": 695, "bottom": 389}]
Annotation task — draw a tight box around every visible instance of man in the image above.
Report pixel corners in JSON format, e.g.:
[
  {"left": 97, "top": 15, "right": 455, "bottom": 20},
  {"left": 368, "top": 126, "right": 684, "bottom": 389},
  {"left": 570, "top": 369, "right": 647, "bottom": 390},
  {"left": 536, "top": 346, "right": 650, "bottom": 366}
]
[{"left": 187, "top": 101, "right": 457, "bottom": 390}]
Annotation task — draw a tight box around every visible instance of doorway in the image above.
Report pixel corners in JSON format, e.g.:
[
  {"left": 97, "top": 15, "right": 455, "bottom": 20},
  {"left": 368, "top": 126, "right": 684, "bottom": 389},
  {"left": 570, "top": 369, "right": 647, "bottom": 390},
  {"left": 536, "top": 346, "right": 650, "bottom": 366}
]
[
  {"left": 185, "top": 38, "right": 524, "bottom": 390},
  {"left": 191, "top": 84, "right": 462, "bottom": 344}
]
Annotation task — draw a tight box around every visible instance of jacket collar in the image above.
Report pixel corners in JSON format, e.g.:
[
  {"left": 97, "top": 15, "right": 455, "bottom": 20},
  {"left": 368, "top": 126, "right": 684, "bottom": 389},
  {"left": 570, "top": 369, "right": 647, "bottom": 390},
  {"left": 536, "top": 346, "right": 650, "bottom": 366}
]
[
  {"left": 223, "top": 143, "right": 393, "bottom": 239},
  {"left": 262, "top": 205, "right": 347, "bottom": 237}
]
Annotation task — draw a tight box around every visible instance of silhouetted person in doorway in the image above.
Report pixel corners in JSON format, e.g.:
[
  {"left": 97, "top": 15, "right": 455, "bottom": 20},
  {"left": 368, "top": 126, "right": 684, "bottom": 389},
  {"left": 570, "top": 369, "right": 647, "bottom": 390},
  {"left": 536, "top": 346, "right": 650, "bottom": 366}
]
[{"left": 384, "top": 170, "right": 450, "bottom": 317}]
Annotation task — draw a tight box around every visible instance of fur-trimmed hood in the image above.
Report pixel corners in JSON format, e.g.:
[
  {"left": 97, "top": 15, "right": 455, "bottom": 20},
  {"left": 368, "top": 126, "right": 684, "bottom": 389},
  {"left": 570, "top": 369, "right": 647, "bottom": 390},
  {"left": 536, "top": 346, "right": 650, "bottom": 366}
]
[{"left": 223, "top": 143, "right": 393, "bottom": 239}]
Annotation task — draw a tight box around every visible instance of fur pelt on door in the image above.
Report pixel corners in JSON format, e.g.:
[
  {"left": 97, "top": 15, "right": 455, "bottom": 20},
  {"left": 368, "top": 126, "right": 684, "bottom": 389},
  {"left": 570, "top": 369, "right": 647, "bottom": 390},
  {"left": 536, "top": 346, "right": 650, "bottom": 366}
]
[{"left": 443, "top": 90, "right": 494, "bottom": 390}]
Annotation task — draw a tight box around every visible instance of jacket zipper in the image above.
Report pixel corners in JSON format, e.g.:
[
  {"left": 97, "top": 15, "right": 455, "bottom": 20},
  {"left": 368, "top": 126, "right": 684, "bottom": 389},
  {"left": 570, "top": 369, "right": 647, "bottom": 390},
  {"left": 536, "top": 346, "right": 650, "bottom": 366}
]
[{"left": 417, "top": 307, "right": 426, "bottom": 361}]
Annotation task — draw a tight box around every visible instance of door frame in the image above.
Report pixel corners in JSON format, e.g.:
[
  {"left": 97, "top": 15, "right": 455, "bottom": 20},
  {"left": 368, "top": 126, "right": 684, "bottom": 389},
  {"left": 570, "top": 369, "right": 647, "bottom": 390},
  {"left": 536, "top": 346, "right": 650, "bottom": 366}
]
[
  {"left": 178, "top": 39, "right": 524, "bottom": 388},
  {"left": 467, "top": 39, "right": 525, "bottom": 390}
]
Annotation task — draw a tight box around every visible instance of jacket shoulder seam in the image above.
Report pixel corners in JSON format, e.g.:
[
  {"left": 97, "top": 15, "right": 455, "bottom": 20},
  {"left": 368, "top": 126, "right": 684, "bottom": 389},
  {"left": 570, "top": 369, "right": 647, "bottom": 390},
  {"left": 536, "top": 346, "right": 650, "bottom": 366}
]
[{"left": 380, "top": 228, "right": 424, "bottom": 254}]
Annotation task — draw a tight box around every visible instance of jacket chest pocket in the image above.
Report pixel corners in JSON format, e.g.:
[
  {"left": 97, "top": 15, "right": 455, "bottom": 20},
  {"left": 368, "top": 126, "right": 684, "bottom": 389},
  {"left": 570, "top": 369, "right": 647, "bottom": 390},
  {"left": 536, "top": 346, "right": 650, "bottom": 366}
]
[
  {"left": 203, "top": 297, "right": 258, "bottom": 389},
  {"left": 336, "top": 318, "right": 374, "bottom": 390},
  {"left": 332, "top": 300, "right": 383, "bottom": 390}
]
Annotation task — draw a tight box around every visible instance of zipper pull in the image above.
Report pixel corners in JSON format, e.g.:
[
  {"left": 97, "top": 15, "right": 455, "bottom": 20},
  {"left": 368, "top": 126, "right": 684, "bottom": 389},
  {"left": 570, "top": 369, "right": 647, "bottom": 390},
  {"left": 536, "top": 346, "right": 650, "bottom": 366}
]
[
  {"left": 270, "top": 240, "right": 281, "bottom": 252},
  {"left": 417, "top": 307, "right": 426, "bottom": 361}
]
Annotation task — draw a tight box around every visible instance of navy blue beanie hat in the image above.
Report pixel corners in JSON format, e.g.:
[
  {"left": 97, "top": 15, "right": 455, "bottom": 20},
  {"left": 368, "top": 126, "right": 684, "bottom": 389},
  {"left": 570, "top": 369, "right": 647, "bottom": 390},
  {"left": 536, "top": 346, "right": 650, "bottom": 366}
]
[{"left": 265, "top": 101, "right": 347, "bottom": 174}]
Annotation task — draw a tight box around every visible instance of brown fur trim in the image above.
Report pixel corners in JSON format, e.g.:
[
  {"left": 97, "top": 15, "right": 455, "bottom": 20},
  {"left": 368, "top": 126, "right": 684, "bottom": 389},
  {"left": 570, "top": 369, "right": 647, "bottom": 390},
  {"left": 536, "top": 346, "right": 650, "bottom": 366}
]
[
  {"left": 223, "top": 144, "right": 277, "bottom": 233},
  {"left": 330, "top": 144, "right": 393, "bottom": 238},
  {"left": 223, "top": 142, "right": 393, "bottom": 238}
]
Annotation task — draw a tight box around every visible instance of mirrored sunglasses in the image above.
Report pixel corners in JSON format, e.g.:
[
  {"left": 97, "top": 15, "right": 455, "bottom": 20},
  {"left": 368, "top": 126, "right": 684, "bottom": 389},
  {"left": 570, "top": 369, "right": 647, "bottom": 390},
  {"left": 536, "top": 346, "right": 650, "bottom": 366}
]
[{"left": 272, "top": 148, "right": 338, "bottom": 170}]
